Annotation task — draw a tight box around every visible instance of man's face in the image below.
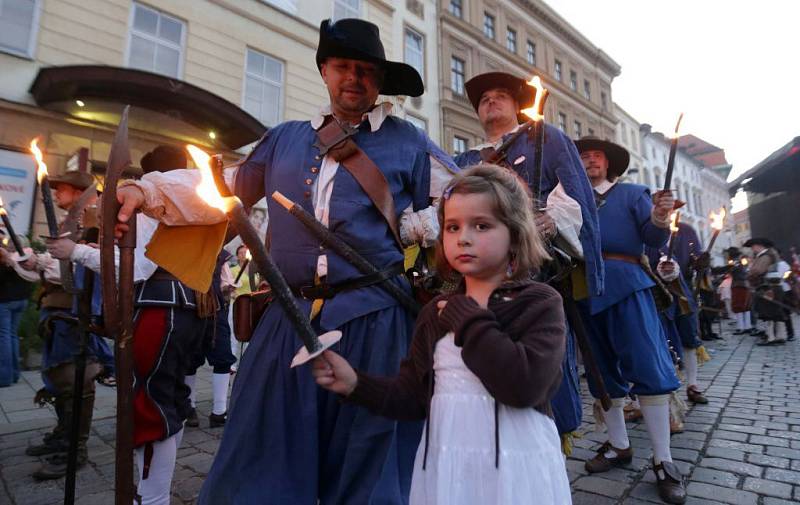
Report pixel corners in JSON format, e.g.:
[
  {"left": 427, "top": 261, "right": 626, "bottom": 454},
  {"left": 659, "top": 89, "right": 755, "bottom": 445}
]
[
  {"left": 750, "top": 244, "right": 765, "bottom": 254},
  {"left": 237, "top": 247, "right": 247, "bottom": 264},
  {"left": 52, "top": 183, "right": 84, "bottom": 210},
  {"left": 321, "top": 57, "right": 383, "bottom": 120},
  {"left": 580, "top": 149, "right": 609, "bottom": 184},
  {"left": 477, "top": 88, "right": 518, "bottom": 130}
]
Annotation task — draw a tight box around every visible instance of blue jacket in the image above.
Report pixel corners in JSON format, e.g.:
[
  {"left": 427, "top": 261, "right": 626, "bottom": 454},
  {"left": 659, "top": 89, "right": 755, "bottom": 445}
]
[
  {"left": 646, "top": 222, "right": 702, "bottom": 313},
  {"left": 234, "top": 116, "right": 457, "bottom": 329},
  {"left": 589, "top": 183, "right": 670, "bottom": 314},
  {"left": 454, "top": 123, "right": 603, "bottom": 297}
]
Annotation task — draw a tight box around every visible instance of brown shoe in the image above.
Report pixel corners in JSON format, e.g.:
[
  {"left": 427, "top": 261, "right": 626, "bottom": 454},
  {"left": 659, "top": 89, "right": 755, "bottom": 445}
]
[
  {"left": 670, "top": 417, "right": 684, "bottom": 434},
  {"left": 686, "top": 386, "right": 708, "bottom": 404},
  {"left": 653, "top": 459, "right": 686, "bottom": 504},
  {"left": 585, "top": 441, "right": 633, "bottom": 473}
]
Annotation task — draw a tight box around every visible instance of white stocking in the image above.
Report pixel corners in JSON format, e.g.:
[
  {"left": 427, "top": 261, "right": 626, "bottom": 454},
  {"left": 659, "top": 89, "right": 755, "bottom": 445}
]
[
  {"left": 604, "top": 397, "right": 630, "bottom": 453},
  {"left": 682, "top": 348, "right": 698, "bottom": 388},
  {"left": 639, "top": 394, "right": 672, "bottom": 465},
  {"left": 184, "top": 374, "right": 196, "bottom": 408},
  {"left": 212, "top": 372, "right": 230, "bottom": 415},
  {"left": 135, "top": 430, "right": 182, "bottom": 505}
]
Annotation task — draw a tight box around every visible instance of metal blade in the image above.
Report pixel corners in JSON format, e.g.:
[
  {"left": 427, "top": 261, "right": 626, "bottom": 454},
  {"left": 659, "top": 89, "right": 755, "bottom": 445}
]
[
  {"left": 60, "top": 182, "right": 97, "bottom": 239},
  {"left": 100, "top": 105, "right": 131, "bottom": 335}
]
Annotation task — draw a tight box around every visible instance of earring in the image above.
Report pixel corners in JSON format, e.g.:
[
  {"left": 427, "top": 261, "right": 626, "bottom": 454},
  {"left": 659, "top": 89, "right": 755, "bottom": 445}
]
[{"left": 506, "top": 255, "right": 515, "bottom": 278}]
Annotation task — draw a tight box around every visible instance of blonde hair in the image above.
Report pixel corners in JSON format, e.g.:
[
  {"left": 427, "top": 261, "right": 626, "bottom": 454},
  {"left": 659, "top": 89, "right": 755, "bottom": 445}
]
[{"left": 436, "top": 164, "right": 550, "bottom": 280}]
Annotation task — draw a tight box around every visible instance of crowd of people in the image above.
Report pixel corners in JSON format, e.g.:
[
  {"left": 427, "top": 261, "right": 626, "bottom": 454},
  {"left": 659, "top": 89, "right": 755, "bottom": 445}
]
[{"left": 1, "top": 16, "right": 799, "bottom": 505}]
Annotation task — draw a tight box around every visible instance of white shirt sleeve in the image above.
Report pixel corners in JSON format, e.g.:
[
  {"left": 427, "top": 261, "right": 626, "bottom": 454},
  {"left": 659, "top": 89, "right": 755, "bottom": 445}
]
[
  {"left": 545, "top": 183, "right": 584, "bottom": 259},
  {"left": 398, "top": 153, "right": 455, "bottom": 248}
]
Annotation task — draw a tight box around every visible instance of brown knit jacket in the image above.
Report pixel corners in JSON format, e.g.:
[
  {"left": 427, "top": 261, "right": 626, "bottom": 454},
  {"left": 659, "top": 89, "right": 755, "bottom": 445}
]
[{"left": 347, "top": 279, "right": 566, "bottom": 466}]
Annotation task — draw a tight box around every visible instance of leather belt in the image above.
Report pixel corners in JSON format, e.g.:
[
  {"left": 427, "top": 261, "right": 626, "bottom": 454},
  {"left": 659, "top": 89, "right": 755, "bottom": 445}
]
[
  {"left": 602, "top": 252, "right": 640, "bottom": 265},
  {"left": 293, "top": 263, "right": 404, "bottom": 300}
]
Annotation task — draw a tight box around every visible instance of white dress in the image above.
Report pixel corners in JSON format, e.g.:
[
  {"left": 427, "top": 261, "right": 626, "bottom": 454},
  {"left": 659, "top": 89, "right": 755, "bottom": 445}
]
[{"left": 409, "top": 333, "right": 572, "bottom": 505}]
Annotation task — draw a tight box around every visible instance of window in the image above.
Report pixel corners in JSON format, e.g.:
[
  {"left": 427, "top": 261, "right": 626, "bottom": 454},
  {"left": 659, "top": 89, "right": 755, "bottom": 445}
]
[
  {"left": 483, "top": 13, "right": 495, "bottom": 39},
  {"left": 621, "top": 124, "right": 627, "bottom": 145},
  {"left": 655, "top": 173, "right": 662, "bottom": 187},
  {"left": 554, "top": 60, "right": 562, "bottom": 81},
  {"left": 450, "top": 56, "right": 465, "bottom": 95},
  {"left": 574, "top": 121, "right": 582, "bottom": 138},
  {"left": 453, "top": 136, "right": 468, "bottom": 156},
  {"left": 261, "top": 0, "right": 297, "bottom": 13},
  {"left": 449, "top": 0, "right": 462, "bottom": 18},
  {"left": 404, "top": 28, "right": 424, "bottom": 78},
  {"left": 526, "top": 40, "right": 536, "bottom": 66},
  {"left": 601, "top": 91, "right": 607, "bottom": 110},
  {"left": 506, "top": 28, "right": 516, "bottom": 53},
  {"left": 406, "top": 114, "right": 427, "bottom": 133},
  {"left": 588, "top": 128, "right": 595, "bottom": 136},
  {"left": 333, "top": 0, "right": 360, "bottom": 21},
  {"left": 128, "top": 3, "right": 185, "bottom": 78},
  {"left": 244, "top": 48, "right": 284, "bottom": 127},
  {"left": 569, "top": 70, "right": 577, "bottom": 91},
  {"left": 0, "top": 0, "right": 39, "bottom": 58},
  {"left": 583, "top": 79, "right": 591, "bottom": 100},
  {"left": 558, "top": 113, "right": 566, "bottom": 132}
]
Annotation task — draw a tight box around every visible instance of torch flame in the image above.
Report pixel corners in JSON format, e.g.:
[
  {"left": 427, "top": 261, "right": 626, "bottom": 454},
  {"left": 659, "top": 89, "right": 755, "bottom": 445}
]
[
  {"left": 709, "top": 207, "right": 726, "bottom": 231},
  {"left": 741, "top": 258, "right": 749, "bottom": 266},
  {"left": 669, "top": 210, "right": 680, "bottom": 233},
  {"left": 245, "top": 249, "right": 252, "bottom": 261},
  {"left": 30, "top": 138, "right": 49, "bottom": 184},
  {"left": 187, "top": 144, "right": 227, "bottom": 212},
  {"left": 0, "top": 196, "right": 5, "bottom": 216},
  {"left": 520, "top": 75, "right": 546, "bottom": 121}
]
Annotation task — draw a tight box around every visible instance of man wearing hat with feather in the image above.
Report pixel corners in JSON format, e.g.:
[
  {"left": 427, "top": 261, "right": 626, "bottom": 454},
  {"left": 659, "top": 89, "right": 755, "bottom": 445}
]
[
  {"left": 575, "top": 136, "right": 687, "bottom": 504},
  {"left": 113, "top": 17, "right": 457, "bottom": 505}
]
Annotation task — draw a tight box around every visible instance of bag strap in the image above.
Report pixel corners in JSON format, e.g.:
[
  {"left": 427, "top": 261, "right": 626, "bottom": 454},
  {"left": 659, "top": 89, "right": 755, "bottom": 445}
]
[{"left": 316, "top": 118, "right": 404, "bottom": 250}]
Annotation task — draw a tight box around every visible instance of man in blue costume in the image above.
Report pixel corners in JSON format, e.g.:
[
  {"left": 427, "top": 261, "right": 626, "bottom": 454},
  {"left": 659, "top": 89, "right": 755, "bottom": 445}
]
[
  {"left": 453, "top": 72, "right": 603, "bottom": 447},
  {"left": 576, "top": 136, "right": 687, "bottom": 504},
  {"left": 113, "top": 18, "right": 457, "bottom": 505},
  {"left": 646, "top": 222, "right": 710, "bottom": 406}
]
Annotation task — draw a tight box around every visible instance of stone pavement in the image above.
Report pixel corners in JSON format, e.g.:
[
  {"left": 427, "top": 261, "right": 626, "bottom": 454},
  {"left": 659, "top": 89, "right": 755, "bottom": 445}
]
[{"left": 1, "top": 315, "right": 799, "bottom": 504}]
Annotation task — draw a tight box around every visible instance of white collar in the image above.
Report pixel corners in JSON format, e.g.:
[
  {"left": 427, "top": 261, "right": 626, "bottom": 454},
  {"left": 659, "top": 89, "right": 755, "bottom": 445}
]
[
  {"left": 473, "top": 123, "right": 524, "bottom": 151},
  {"left": 593, "top": 179, "right": 617, "bottom": 195},
  {"left": 310, "top": 102, "right": 394, "bottom": 133}
]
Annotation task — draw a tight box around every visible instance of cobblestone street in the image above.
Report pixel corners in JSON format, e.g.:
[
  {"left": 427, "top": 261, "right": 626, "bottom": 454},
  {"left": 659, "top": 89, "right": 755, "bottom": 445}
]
[{"left": 2, "top": 318, "right": 799, "bottom": 504}]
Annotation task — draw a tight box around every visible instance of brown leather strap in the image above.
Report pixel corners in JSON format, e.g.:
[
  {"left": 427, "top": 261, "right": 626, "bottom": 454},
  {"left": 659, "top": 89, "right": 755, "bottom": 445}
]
[
  {"left": 602, "top": 252, "right": 640, "bottom": 265},
  {"left": 316, "top": 118, "right": 403, "bottom": 249}
]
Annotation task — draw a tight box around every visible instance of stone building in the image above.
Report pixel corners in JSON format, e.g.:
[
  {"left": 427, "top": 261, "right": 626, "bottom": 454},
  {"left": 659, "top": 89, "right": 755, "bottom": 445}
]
[{"left": 437, "top": 0, "right": 620, "bottom": 156}]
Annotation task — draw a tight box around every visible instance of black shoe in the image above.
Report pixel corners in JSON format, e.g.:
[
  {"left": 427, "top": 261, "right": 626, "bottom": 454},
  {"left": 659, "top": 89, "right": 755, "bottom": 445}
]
[
  {"left": 733, "top": 329, "right": 748, "bottom": 335},
  {"left": 32, "top": 451, "right": 87, "bottom": 480},
  {"left": 787, "top": 335, "right": 795, "bottom": 341},
  {"left": 186, "top": 408, "right": 199, "bottom": 428},
  {"left": 209, "top": 411, "right": 227, "bottom": 428},
  {"left": 26, "top": 437, "right": 67, "bottom": 457}
]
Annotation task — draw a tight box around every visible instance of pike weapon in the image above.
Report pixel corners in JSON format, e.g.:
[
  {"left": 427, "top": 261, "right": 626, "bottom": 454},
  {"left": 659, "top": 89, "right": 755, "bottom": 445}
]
[
  {"left": 271, "top": 191, "right": 420, "bottom": 315},
  {"left": 99, "top": 105, "right": 136, "bottom": 505},
  {"left": 63, "top": 267, "right": 94, "bottom": 505},
  {"left": 55, "top": 182, "right": 98, "bottom": 295}
]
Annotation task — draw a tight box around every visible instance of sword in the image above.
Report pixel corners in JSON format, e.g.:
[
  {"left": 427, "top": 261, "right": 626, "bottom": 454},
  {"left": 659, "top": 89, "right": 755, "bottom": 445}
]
[{"left": 99, "top": 106, "right": 137, "bottom": 505}]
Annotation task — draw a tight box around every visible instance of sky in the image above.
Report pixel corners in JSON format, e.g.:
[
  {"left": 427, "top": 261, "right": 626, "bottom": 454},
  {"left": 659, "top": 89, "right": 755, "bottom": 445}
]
[{"left": 543, "top": 0, "right": 799, "bottom": 188}]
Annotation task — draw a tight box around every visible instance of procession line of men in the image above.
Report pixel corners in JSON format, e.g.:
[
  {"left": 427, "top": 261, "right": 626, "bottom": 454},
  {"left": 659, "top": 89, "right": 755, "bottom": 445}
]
[{"left": 1, "top": 16, "right": 746, "bottom": 505}]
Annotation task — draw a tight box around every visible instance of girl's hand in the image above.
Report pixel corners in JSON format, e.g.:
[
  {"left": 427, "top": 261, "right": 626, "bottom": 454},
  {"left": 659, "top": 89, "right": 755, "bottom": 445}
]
[
  {"left": 312, "top": 350, "right": 357, "bottom": 396},
  {"left": 436, "top": 300, "right": 447, "bottom": 315}
]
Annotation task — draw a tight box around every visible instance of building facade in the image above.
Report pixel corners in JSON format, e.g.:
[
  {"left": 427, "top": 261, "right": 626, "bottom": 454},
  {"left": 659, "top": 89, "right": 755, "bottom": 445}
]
[
  {"left": 437, "top": 0, "right": 620, "bottom": 156},
  {"left": 613, "top": 103, "right": 645, "bottom": 185},
  {"left": 0, "top": 0, "right": 439, "bottom": 237}
]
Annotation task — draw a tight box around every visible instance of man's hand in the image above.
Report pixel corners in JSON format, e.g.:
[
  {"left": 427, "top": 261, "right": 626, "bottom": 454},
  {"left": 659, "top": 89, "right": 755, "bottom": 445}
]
[
  {"left": 657, "top": 257, "right": 680, "bottom": 282},
  {"left": 46, "top": 237, "right": 76, "bottom": 260},
  {"left": 312, "top": 350, "right": 357, "bottom": 396},
  {"left": 21, "top": 255, "right": 38, "bottom": 271},
  {"left": 114, "top": 185, "right": 146, "bottom": 238},
  {"left": 652, "top": 190, "right": 675, "bottom": 222},
  {"left": 534, "top": 211, "right": 557, "bottom": 239}
]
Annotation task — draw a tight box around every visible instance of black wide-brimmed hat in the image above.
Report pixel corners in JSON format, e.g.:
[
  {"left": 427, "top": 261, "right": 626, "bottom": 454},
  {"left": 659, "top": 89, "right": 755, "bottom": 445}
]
[
  {"left": 48, "top": 171, "right": 95, "bottom": 190},
  {"left": 141, "top": 145, "right": 187, "bottom": 174},
  {"left": 315, "top": 19, "right": 423, "bottom": 97},
  {"left": 743, "top": 237, "right": 775, "bottom": 248},
  {"left": 725, "top": 247, "right": 742, "bottom": 258},
  {"left": 465, "top": 72, "right": 537, "bottom": 123},
  {"left": 574, "top": 136, "right": 631, "bottom": 178}
]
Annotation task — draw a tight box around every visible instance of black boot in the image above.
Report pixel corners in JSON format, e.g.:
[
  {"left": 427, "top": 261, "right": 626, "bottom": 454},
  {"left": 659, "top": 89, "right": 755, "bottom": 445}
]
[
  {"left": 27, "top": 395, "right": 68, "bottom": 456},
  {"left": 186, "top": 407, "right": 199, "bottom": 427},
  {"left": 32, "top": 447, "right": 88, "bottom": 480}
]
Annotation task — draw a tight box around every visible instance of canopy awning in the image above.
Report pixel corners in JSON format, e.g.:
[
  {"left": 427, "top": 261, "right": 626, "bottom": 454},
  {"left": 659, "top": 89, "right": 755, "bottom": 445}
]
[
  {"left": 728, "top": 137, "right": 800, "bottom": 196},
  {"left": 30, "top": 65, "right": 266, "bottom": 150}
]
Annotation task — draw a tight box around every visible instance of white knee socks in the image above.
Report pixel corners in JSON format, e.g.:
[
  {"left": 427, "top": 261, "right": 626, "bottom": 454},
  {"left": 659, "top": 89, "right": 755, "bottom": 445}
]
[
  {"left": 736, "top": 312, "right": 752, "bottom": 331},
  {"left": 639, "top": 394, "right": 673, "bottom": 465},
  {"left": 184, "top": 374, "right": 196, "bottom": 408},
  {"left": 682, "top": 348, "right": 698, "bottom": 388},
  {"left": 605, "top": 397, "right": 630, "bottom": 452},
  {"left": 135, "top": 429, "right": 183, "bottom": 505},
  {"left": 212, "top": 372, "right": 230, "bottom": 415}
]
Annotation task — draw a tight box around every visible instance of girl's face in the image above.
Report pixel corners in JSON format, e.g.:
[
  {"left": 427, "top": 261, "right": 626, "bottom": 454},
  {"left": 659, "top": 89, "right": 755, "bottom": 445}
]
[{"left": 443, "top": 192, "right": 511, "bottom": 282}]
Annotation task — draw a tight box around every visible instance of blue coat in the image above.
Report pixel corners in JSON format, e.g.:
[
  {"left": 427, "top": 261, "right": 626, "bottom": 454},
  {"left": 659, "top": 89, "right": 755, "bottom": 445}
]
[
  {"left": 455, "top": 123, "right": 603, "bottom": 297},
  {"left": 589, "top": 183, "right": 670, "bottom": 315},
  {"left": 645, "top": 222, "right": 702, "bottom": 313}
]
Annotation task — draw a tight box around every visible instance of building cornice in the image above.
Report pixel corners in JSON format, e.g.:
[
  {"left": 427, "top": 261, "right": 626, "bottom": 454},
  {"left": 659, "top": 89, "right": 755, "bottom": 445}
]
[{"left": 511, "top": 0, "right": 621, "bottom": 78}]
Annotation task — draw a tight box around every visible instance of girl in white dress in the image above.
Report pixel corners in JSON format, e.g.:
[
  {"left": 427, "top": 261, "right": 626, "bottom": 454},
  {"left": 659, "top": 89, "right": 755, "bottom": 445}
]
[{"left": 313, "top": 164, "right": 573, "bottom": 504}]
